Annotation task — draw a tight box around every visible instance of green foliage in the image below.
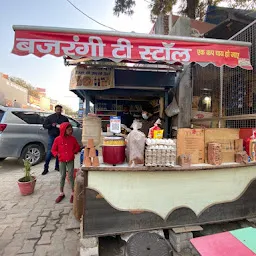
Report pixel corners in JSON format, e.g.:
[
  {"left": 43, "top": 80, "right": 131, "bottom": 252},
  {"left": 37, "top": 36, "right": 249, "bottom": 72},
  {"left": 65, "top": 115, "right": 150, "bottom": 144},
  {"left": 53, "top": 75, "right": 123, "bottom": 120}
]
[
  {"left": 227, "top": 0, "right": 256, "bottom": 9},
  {"left": 113, "top": 0, "right": 255, "bottom": 20},
  {"left": 113, "top": 0, "right": 136, "bottom": 16},
  {"left": 62, "top": 104, "right": 77, "bottom": 116},
  {"left": 21, "top": 159, "right": 32, "bottom": 182}
]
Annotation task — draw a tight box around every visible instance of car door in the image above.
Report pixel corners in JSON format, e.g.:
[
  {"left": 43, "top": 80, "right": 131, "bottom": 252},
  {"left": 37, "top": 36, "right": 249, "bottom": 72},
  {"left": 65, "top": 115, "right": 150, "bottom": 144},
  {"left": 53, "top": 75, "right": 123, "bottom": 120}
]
[
  {"left": 11, "top": 111, "right": 48, "bottom": 155},
  {"left": 67, "top": 117, "right": 82, "bottom": 146},
  {"left": 38, "top": 112, "right": 52, "bottom": 149}
]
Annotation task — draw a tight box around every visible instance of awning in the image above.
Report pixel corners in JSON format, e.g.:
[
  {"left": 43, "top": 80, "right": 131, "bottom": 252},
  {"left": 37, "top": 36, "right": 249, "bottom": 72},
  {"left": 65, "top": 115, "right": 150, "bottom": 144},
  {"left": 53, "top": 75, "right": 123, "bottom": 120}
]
[{"left": 12, "top": 25, "right": 253, "bottom": 70}]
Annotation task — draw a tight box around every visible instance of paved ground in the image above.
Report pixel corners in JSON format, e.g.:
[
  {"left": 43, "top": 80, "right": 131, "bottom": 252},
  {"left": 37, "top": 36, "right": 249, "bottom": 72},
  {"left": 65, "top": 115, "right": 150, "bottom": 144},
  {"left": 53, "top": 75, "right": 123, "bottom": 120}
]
[
  {"left": 1, "top": 159, "right": 255, "bottom": 256},
  {"left": 0, "top": 158, "right": 80, "bottom": 256}
]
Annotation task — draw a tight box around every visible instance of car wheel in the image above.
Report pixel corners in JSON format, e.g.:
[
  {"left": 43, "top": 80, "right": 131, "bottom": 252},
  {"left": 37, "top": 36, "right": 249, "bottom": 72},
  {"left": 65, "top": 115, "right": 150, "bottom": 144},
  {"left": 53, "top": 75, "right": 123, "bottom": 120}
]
[
  {"left": 20, "top": 144, "right": 44, "bottom": 166},
  {"left": 0, "top": 158, "right": 6, "bottom": 161}
]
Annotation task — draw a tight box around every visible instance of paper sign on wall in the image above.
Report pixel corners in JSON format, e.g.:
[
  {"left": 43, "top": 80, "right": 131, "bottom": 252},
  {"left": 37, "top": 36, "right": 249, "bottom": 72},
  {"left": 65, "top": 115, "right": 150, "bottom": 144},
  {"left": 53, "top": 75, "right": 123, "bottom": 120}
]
[
  {"left": 70, "top": 66, "right": 114, "bottom": 90},
  {"left": 110, "top": 116, "right": 121, "bottom": 134}
]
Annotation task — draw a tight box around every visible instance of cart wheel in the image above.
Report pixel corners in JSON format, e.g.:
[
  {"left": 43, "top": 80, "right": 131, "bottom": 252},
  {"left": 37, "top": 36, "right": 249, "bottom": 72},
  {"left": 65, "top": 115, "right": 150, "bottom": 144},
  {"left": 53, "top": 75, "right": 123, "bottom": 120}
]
[{"left": 126, "top": 232, "right": 172, "bottom": 256}]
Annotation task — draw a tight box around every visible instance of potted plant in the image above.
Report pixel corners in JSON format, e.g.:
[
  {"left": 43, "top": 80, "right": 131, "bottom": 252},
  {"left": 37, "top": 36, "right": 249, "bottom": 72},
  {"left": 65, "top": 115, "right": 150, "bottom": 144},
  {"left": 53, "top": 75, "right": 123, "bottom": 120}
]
[{"left": 17, "top": 160, "right": 36, "bottom": 196}]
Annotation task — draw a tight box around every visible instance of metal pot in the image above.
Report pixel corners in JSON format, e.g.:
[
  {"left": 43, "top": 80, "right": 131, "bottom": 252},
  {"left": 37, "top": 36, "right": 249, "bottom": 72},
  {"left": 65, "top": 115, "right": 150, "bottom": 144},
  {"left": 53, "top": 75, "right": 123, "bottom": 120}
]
[{"left": 102, "top": 136, "right": 125, "bottom": 165}]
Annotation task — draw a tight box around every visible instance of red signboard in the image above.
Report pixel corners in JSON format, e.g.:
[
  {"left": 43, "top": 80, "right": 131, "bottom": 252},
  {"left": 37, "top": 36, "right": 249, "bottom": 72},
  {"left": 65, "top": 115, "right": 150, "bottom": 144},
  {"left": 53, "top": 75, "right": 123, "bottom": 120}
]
[{"left": 12, "top": 27, "right": 252, "bottom": 70}]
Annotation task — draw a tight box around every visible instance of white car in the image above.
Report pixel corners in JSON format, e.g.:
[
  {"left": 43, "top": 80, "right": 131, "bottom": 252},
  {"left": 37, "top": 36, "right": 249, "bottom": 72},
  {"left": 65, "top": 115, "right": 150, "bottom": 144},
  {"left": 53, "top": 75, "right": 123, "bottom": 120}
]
[{"left": 0, "top": 106, "right": 82, "bottom": 165}]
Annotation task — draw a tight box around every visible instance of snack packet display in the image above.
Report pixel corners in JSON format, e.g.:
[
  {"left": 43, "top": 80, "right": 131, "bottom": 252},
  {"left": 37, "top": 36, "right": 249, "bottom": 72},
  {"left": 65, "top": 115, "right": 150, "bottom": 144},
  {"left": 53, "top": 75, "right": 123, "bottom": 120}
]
[
  {"left": 148, "top": 119, "right": 162, "bottom": 139},
  {"left": 153, "top": 130, "right": 164, "bottom": 139},
  {"left": 126, "top": 120, "right": 146, "bottom": 167}
]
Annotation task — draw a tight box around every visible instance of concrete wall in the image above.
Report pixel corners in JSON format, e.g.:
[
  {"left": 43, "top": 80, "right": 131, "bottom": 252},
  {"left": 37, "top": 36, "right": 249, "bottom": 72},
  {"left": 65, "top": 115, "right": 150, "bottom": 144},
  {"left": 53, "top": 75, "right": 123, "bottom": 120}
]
[
  {"left": 40, "top": 96, "right": 51, "bottom": 111},
  {"left": 153, "top": 14, "right": 172, "bottom": 35},
  {"left": 175, "top": 66, "right": 193, "bottom": 128},
  {"left": 169, "top": 17, "right": 193, "bottom": 128},
  {"left": 169, "top": 17, "right": 191, "bottom": 37},
  {"left": 0, "top": 76, "right": 28, "bottom": 107}
]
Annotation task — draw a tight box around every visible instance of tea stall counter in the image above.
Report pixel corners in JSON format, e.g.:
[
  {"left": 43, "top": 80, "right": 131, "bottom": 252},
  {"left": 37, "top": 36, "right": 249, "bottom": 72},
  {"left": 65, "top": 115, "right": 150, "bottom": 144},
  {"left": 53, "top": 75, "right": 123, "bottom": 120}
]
[
  {"left": 11, "top": 24, "right": 255, "bottom": 243},
  {"left": 82, "top": 162, "right": 256, "bottom": 237}
]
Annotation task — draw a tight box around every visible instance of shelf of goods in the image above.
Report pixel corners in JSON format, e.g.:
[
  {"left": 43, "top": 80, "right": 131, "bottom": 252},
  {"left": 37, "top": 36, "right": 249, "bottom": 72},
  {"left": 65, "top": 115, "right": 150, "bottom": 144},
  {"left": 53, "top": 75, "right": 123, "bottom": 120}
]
[{"left": 96, "top": 99, "right": 161, "bottom": 115}]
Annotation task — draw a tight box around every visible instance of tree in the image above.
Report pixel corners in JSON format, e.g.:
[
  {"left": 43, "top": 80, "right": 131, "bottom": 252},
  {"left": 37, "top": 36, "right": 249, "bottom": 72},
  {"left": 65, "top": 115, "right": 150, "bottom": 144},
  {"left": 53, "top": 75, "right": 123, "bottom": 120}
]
[
  {"left": 113, "top": 0, "right": 255, "bottom": 21},
  {"left": 9, "top": 76, "right": 40, "bottom": 98},
  {"left": 62, "top": 104, "right": 77, "bottom": 116},
  {"left": 226, "top": 0, "right": 256, "bottom": 9}
]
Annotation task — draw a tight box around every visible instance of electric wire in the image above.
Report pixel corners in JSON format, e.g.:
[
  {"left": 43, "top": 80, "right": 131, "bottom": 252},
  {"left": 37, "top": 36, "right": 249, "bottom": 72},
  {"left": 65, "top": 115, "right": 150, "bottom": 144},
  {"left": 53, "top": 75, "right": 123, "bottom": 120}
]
[{"left": 65, "top": 0, "right": 118, "bottom": 31}]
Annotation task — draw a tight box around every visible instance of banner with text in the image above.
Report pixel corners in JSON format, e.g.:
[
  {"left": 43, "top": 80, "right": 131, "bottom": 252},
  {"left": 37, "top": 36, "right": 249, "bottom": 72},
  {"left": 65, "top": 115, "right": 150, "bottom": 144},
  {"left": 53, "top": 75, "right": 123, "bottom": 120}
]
[
  {"left": 69, "top": 66, "right": 114, "bottom": 90},
  {"left": 12, "top": 28, "right": 253, "bottom": 70}
]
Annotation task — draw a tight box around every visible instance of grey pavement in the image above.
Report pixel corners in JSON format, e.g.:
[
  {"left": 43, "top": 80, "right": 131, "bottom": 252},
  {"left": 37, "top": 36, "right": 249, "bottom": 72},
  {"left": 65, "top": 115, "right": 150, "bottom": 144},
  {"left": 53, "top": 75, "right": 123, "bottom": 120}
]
[{"left": 0, "top": 158, "right": 80, "bottom": 256}]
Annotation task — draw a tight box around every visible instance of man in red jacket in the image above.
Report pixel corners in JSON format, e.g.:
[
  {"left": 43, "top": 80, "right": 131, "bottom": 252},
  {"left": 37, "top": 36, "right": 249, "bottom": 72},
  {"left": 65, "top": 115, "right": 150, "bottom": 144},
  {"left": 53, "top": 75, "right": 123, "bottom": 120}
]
[{"left": 51, "top": 122, "right": 80, "bottom": 203}]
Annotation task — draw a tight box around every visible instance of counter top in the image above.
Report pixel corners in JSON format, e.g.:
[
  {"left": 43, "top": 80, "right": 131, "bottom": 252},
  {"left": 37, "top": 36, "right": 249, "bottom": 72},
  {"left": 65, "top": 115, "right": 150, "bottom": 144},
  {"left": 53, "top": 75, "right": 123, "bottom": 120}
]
[{"left": 82, "top": 161, "right": 256, "bottom": 172}]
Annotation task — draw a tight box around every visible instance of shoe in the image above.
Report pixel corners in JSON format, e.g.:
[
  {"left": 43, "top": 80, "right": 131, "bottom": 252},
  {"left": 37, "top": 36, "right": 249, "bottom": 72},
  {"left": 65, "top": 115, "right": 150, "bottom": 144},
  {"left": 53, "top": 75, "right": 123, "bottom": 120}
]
[
  {"left": 55, "top": 194, "right": 65, "bottom": 203},
  {"left": 70, "top": 195, "right": 74, "bottom": 204},
  {"left": 42, "top": 170, "right": 49, "bottom": 175}
]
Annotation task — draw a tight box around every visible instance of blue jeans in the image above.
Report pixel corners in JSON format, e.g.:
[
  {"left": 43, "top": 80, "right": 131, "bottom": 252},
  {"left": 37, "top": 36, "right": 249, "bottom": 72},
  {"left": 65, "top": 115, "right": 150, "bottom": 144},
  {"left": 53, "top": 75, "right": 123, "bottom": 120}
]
[{"left": 44, "top": 135, "right": 59, "bottom": 171}]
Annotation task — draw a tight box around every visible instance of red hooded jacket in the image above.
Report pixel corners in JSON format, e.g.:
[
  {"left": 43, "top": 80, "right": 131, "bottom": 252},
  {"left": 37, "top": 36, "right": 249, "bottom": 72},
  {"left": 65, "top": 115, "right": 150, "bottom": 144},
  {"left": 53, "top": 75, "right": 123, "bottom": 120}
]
[{"left": 51, "top": 122, "right": 80, "bottom": 162}]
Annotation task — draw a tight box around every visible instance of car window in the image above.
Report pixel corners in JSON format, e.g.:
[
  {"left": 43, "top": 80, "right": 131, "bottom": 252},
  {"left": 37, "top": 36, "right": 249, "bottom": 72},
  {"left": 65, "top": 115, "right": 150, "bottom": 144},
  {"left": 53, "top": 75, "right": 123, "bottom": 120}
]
[
  {"left": 39, "top": 112, "right": 51, "bottom": 124},
  {"left": 0, "top": 110, "right": 5, "bottom": 122},
  {"left": 12, "top": 111, "right": 41, "bottom": 124},
  {"left": 68, "top": 118, "right": 79, "bottom": 128}
]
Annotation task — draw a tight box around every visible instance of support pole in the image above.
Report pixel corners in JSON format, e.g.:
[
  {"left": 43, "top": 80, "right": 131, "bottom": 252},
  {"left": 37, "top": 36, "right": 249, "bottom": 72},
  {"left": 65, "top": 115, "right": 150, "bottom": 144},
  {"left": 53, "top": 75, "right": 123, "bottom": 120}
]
[
  {"left": 164, "top": 90, "right": 169, "bottom": 137},
  {"left": 85, "top": 94, "right": 90, "bottom": 115},
  {"left": 218, "top": 66, "right": 224, "bottom": 128}
]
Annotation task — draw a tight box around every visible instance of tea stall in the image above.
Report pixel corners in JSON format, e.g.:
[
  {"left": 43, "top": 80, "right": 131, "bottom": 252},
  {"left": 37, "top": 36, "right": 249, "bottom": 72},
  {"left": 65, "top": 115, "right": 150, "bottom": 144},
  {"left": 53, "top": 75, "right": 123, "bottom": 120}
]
[{"left": 11, "top": 25, "right": 256, "bottom": 239}]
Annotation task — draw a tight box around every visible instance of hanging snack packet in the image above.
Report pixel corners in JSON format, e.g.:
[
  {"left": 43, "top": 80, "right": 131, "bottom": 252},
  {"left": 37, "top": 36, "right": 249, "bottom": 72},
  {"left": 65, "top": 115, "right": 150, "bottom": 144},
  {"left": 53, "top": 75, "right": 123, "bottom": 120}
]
[
  {"left": 148, "top": 119, "right": 162, "bottom": 139},
  {"left": 153, "top": 130, "right": 164, "bottom": 139}
]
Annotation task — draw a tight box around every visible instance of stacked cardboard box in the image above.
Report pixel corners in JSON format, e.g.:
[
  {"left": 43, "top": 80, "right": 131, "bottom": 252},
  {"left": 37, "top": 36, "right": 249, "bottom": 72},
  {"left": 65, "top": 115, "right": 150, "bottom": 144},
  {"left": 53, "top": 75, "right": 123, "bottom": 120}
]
[{"left": 177, "top": 128, "right": 242, "bottom": 165}]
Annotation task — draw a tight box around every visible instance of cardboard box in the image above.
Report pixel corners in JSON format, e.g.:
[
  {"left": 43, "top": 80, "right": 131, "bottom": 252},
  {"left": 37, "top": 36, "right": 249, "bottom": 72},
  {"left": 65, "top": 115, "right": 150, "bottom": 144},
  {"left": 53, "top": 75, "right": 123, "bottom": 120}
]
[
  {"left": 235, "top": 139, "right": 243, "bottom": 152},
  {"left": 235, "top": 151, "right": 248, "bottom": 164},
  {"left": 178, "top": 154, "right": 192, "bottom": 167},
  {"left": 208, "top": 143, "right": 222, "bottom": 165},
  {"left": 177, "top": 129, "right": 205, "bottom": 164},
  {"left": 205, "top": 128, "right": 239, "bottom": 163}
]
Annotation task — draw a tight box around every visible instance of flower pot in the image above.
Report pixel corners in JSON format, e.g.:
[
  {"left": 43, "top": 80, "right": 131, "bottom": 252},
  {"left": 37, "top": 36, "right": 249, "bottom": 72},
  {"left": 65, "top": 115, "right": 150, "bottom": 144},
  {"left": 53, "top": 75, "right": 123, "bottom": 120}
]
[{"left": 17, "top": 176, "right": 36, "bottom": 196}]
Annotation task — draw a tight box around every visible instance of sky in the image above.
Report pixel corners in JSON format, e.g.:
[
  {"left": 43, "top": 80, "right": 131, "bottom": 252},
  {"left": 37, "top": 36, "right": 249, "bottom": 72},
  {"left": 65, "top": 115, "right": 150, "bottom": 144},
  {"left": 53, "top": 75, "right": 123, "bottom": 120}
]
[{"left": 0, "top": 0, "right": 154, "bottom": 110}]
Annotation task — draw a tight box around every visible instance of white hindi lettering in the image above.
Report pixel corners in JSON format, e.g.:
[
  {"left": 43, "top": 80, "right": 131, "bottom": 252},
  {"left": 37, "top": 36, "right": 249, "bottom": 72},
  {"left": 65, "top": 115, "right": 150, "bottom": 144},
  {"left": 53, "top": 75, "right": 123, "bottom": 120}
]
[
  {"left": 15, "top": 35, "right": 106, "bottom": 57},
  {"left": 138, "top": 42, "right": 192, "bottom": 62},
  {"left": 62, "top": 35, "right": 106, "bottom": 57},
  {"left": 138, "top": 46, "right": 152, "bottom": 60},
  {"left": 163, "top": 42, "right": 192, "bottom": 62},
  {"left": 16, "top": 38, "right": 36, "bottom": 54},
  {"left": 36, "top": 41, "right": 61, "bottom": 55},
  {"left": 111, "top": 38, "right": 133, "bottom": 59},
  {"left": 61, "top": 35, "right": 79, "bottom": 56},
  {"left": 86, "top": 36, "right": 105, "bottom": 57}
]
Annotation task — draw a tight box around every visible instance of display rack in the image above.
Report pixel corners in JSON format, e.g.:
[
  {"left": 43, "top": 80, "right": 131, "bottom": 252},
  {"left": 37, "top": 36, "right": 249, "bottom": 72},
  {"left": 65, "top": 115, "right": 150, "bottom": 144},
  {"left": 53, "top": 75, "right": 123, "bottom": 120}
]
[
  {"left": 95, "top": 99, "right": 146, "bottom": 121},
  {"left": 95, "top": 97, "right": 162, "bottom": 131}
]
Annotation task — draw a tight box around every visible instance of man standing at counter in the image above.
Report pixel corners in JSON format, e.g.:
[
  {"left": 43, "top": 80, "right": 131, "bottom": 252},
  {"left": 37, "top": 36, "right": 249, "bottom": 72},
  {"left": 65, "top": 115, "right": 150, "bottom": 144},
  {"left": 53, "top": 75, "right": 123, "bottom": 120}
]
[
  {"left": 121, "top": 105, "right": 134, "bottom": 129},
  {"left": 140, "top": 103, "right": 161, "bottom": 136},
  {"left": 42, "top": 105, "right": 68, "bottom": 175}
]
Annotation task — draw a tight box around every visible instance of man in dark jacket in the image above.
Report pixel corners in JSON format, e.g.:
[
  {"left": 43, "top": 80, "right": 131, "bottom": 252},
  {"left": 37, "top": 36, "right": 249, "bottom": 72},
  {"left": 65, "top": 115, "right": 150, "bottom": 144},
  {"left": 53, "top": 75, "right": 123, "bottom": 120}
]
[
  {"left": 42, "top": 105, "right": 68, "bottom": 175},
  {"left": 140, "top": 103, "right": 161, "bottom": 136},
  {"left": 121, "top": 105, "right": 134, "bottom": 129}
]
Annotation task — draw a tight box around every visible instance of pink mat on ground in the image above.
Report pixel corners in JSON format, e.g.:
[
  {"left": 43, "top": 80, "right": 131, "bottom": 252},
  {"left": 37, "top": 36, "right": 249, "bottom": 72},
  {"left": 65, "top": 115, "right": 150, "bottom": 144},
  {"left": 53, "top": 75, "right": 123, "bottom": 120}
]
[{"left": 190, "top": 232, "right": 255, "bottom": 256}]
